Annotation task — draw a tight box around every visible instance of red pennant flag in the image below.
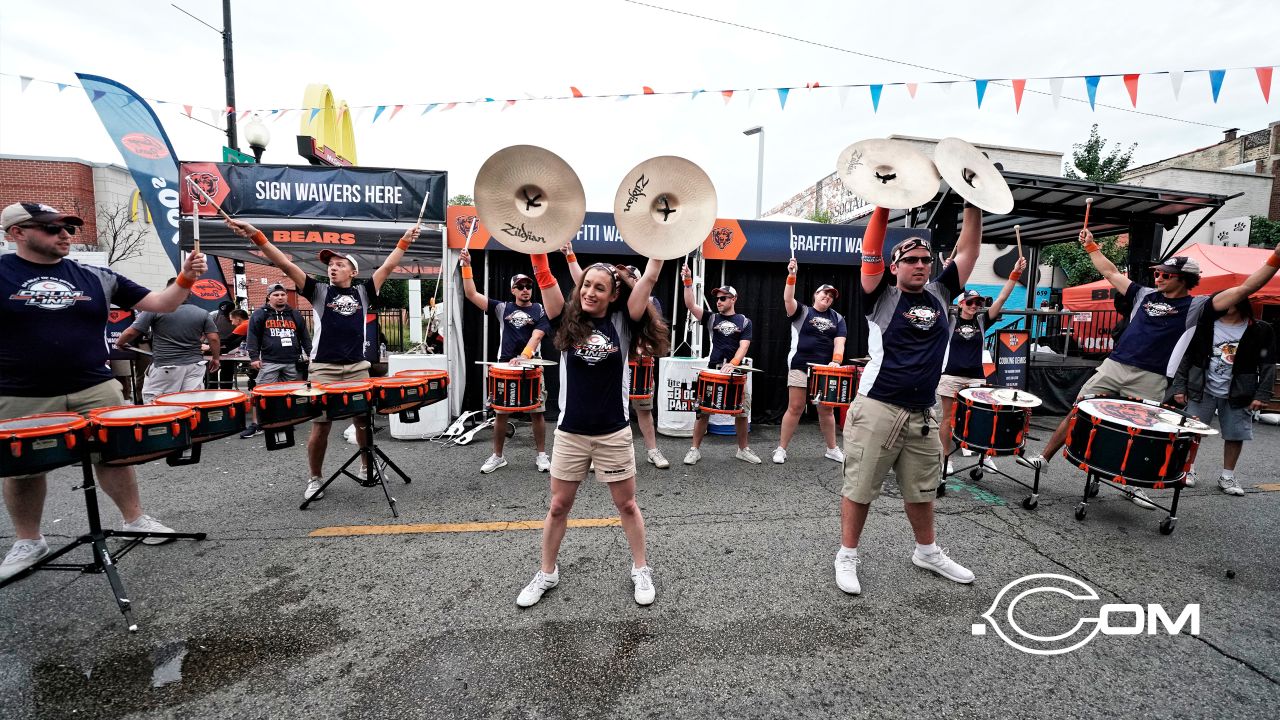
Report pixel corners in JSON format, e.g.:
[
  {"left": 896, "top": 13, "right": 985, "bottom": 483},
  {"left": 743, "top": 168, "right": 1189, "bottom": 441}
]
[
  {"left": 182, "top": 104, "right": 193, "bottom": 117},
  {"left": 806, "top": 82, "right": 821, "bottom": 89},
  {"left": 642, "top": 86, "right": 655, "bottom": 95},
  {"left": 721, "top": 90, "right": 734, "bottom": 104},
  {"left": 1123, "top": 74, "right": 1140, "bottom": 107},
  {"left": 906, "top": 83, "right": 918, "bottom": 99},
  {"left": 389, "top": 104, "right": 404, "bottom": 120},
  {"left": 570, "top": 86, "right": 583, "bottom": 98},
  {"left": 1257, "top": 67, "right": 1273, "bottom": 103},
  {"left": 225, "top": 105, "right": 234, "bottom": 115},
  {"left": 1012, "top": 79, "right": 1026, "bottom": 112},
  {"left": 503, "top": 100, "right": 516, "bottom": 110},
  {"left": 238, "top": 110, "right": 252, "bottom": 122},
  {"left": 442, "top": 102, "right": 457, "bottom": 111}
]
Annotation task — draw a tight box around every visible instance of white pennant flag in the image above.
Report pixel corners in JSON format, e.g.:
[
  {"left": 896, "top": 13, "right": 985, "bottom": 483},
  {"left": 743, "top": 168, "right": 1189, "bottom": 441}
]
[
  {"left": 748, "top": 88, "right": 757, "bottom": 108},
  {"left": 355, "top": 106, "right": 369, "bottom": 123},
  {"left": 19, "top": 76, "right": 33, "bottom": 92},
  {"left": 1169, "top": 70, "right": 1184, "bottom": 100},
  {"left": 837, "top": 86, "right": 850, "bottom": 108},
  {"left": 940, "top": 82, "right": 954, "bottom": 94},
  {"left": 1049, "top": 77, "right": 1064, "bottom": 109},
  {"left": 207, "top": 108, "right": 222, "bottom": 127}
]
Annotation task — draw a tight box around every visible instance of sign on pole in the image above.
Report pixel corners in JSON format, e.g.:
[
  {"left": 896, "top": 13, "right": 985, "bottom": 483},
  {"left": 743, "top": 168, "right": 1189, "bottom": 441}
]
[
  {"left": 994, "top": 330, "right": 1031, "bottom": 390},
  {"left": 222, "top": 146, "right": 256, "bottom": 164}
]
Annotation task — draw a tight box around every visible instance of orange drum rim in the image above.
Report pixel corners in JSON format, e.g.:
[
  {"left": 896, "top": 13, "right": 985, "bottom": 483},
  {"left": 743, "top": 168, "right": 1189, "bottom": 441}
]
[
  {"left": 89, "top": 405, "right": 195, "bottom": 426},
  {"left": 318, "top": 380, "right": 375, "bottom": 392},
  {"left": 373, "top": 376, "right": 427, "bottom": 389},
  {"left": 629, "top": 357, "right": 656, "bottom": 367},
  {"left": 0, "top": 413, "right": 88, "bottom": 437},
  {"left": 393, "top": 369, "right": 449, "bottom": 379},
  {"left": 809, "top": 365, "right": 856, "bottom": 378},
  {"left": 154, "top": 389, "right": 249, "bottom": 408},
  {"left": 253, "top": 382, "right": 313, "bottom": 397},
  {"left": 489, "top": 365, "right": 543, "bottom": 379}
]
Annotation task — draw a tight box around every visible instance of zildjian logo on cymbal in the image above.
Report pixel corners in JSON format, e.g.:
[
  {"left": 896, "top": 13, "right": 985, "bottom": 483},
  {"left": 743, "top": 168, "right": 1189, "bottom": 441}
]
[
  {"left": 502, "top": 222, "right": 546, "bottom": 244},
  {"left": 623, "top": 175, "right": 649, "bottom": 212}
]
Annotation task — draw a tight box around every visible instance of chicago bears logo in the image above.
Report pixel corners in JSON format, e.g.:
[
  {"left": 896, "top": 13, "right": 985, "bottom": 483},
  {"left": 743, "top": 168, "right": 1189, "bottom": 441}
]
[
  {"left": 455, "top": 215, "right": 479, "bottom": 238},
  {"left": 711, "top": 226, "right": 733, "bottom": 250},
  {"left": 1090, "top": 399, "right": 1175, "bottom": 429},
  {"left": 1142, "top": 300, "right": 1178, "bottom": 318},
  {"left": 902, "top": 305, "right": 940, "bottom": 330},
  {"left": 188, "top": 173, "right": 220, "bottom": 208},
  {"left": 573, "top": 331, "right": 618, "bottom": 365},
  {"left": 121, "top": 132, "right": 169, "bottom": 160}
]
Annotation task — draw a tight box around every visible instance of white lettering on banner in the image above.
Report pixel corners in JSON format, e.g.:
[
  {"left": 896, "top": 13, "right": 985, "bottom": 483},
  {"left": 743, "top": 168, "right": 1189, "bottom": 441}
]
[
  {"left": 150, "top": 176, "right": 181, "bottom": 248},
  {"left": 602, "top": 225, "right": 626, "bottom": 244},
  {"left": 999, "top": 357, "right": 1027, "bottom": 365},
  {"left": 788, "top": 228, "right": 863, "bottom": 256},
  {"left": 256, "top": 181, "right": 293, "bottom": 201}
]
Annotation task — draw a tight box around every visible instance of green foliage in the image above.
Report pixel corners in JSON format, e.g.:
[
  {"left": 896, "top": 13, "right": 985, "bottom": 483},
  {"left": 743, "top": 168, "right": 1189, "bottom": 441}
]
[
  {"left": 379, "top": 279, "right": 409, "bottom": 309},
  {"left": 1063, "top": 124, "right": 1136, "bottom": 183},
  {"left": 1040, "top": 235, "right": 1129, "bottom": 286},
  {"left": 449, "top": 194, "right": 474, "bottom": 206},
  {"left": 1250, "top": 215, "right": 1280, "bottom": 247},
  {"left": 806, "top": 209, "right": 833, "bottom": 224}
]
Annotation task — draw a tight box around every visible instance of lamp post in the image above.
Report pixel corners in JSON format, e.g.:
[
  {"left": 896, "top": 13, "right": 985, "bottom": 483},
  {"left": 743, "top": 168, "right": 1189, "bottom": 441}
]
[
  {"left": 244, "top": 116, "right": 271, "bottom": 162},
  {"left": 743, "top": 126, "right": 764, "bottom": 218}
]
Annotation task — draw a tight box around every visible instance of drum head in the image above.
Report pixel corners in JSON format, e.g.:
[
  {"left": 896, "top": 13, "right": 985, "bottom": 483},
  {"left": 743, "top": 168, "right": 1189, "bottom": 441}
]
[
  {"left": 959, "top": 386, "right": 1042, "bottom": 408},
  {"left": 254, "top": 381, "right": 310, "bottom": 395},
  {"left": 1077, "top": 398, "right": 1215, "bottom": 434},
  {"left": 0, "top": 413, "right": 85, "bottom": 432},
  {"left": 92, "top": 405, "right": 191, "bottom": 422},
  {"left": 321, "top": 380, "right": 373, "bottom": 391},
  {"left": 155, "top": 389, "right": 245, "bottom": 406}
]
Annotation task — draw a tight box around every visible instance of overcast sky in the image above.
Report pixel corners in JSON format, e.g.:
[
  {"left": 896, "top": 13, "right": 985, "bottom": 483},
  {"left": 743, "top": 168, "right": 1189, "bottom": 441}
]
[{"left": 1, "top": 0, "right": 1276, "bottom": 219}]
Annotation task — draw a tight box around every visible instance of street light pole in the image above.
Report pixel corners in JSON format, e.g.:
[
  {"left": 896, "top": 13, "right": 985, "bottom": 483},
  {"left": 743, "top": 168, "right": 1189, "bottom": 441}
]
[
  {"left": 743, "top": 126, "right": 764, "bottom": 218},
  {"left": 222, "top": 0, "right": 238, "bottom": 152}
]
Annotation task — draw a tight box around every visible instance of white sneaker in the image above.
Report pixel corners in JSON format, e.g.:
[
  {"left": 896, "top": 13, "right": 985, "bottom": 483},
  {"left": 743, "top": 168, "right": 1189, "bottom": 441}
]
[
  {"left": 683, "top": 447, "right": 701, "bottom": 465},
  {"left": 945, "top": 460, "right": 955, "bottom": 476},
  {"left": 516, "top": 567, "right": 559, "bottom": 607},
  {"left": 834, "top": 550, "right": 861, "bottom": 595},
  {"left": 772, "top": 447, "right": 787, "bottom": 464},
  {"left": 121, "top": 514, "right": 176, "bottom": 545},
  {"left": 481, "top": 454, "right": 508, "bottom": 474},
  {"left": 982, "top": 456, "right": 998, "bottom": 471},
  {"left": 1127, "top": 488, "right": 1157, "bottom": 510},
  {"left": 1019, "top": 453, "right": 1047, "bottom": 469},
  {"left": 646, "top": 448, "right": 670, "bottom": 469},
  {"left": 1218, "top": 475, "right": 1245, "bottom": 497},
  {"left": 1183, "top": 469, "right": 1197, "bottom": 488},
  {"left": 536, "top": 453, "right": 551, "bottom": 473},
  {"left": 736, "top": 447, "right": 762, "bottom": 464},
  {"left": 0, "top": 536, "right": 50, "bottom": 581},
  {"left": 304, "top": 477, "right": 325, "bottom": 501},
  {"left": 912, "top": 547, "right": 974, "bottom": 584},
  {"left": 960, "top": 447, "right": 975, "bottom": 457},
  {"left": 632, "top": 565, "right": 655, "bottom": 605},
  {"left": 825, "top": 447, "right": 846, "bottom": 463}
]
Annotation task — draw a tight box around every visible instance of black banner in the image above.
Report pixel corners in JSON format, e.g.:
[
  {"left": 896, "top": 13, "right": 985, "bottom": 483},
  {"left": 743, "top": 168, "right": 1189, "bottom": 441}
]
[
  {"left": 994, "top": 330, "right": 1031, "bottom": 390},
  {"left": 178, "top": 162, "right": 446, "bottom": 277}
]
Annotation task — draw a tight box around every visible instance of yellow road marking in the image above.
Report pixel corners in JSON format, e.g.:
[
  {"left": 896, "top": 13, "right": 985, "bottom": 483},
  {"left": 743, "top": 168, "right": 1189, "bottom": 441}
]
[
  {"left": 1254, "top": 483, "right": 1280, "bottom": 492},
  {"left": 309, "top": 517, "right": 621, "bottom": 538}
]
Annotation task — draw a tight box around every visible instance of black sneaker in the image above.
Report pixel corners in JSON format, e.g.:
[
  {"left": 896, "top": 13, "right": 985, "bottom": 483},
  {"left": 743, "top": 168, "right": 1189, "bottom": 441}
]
[{"left": 239, "top": 424, "right": 262, "bottom": 439}]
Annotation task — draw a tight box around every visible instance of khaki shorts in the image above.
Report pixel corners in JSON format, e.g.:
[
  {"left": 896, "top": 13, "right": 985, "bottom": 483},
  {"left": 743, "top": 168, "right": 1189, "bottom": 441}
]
[
  {"left": 141, "top": 362, "right": 207, "bottom": 403},
  {"left": 0, "top": 379, "right": 125, "bottom": 421},
  {"left": 841, "top": 395, "right": 941, "bottom": 504},
  {"left": 787, "top": 368, "right": 809, "bottom": 388},
  {"left": 1078, "top": 358, "right": 1168, "bottom": 402},
  {"left": 308, "top": 361, "right": 371, "bottom": 422},
  {"left": 631, "top": 394, "right": 653, "bottom": 411},
  {"left": 550, "top": 427, "right": 636, "bottom": 483},
  {"left": 937, "top": 373, "right": 983, "bottom": 400}
]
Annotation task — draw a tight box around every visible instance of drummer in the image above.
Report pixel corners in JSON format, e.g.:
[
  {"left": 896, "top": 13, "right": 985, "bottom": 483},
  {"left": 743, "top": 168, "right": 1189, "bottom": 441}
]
[
  {"left": 515, "top": 256, "right": 666, "bottom": 607},
  {"left": 1023, "top": 231, "right": 1280, "bottom": 509},
  {"left": 773, "top": 258, "right": 848, "bottom": 465},
  {"left": 833, "top": 204, "right": 983, "bottom": 596},
  {"left": 678, "top": 266, "right": 761, "bottom": 465},
  {"left": 937, "top": 257, "right": 1026, "bottom": 474},
  {"left": 223, "top": 218, "right": 420, "bottom": 501},
  {"left": 459, "top": 249, "right": 553, "bottom": 474},
  {"left": 1, "top": 202, "right": 207, "bottom": 580}
]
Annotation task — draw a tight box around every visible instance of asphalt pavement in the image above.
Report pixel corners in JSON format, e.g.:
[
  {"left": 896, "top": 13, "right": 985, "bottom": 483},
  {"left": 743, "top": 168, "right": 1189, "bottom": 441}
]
[{"left": 2, "top": 414, "right": 1278, "bottom": 719}]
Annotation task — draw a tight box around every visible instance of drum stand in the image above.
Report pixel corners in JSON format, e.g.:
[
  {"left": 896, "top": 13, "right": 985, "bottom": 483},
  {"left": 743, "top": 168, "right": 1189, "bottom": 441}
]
[
  {"left": 0, "top": 458, "right": 206, "bottom": 632},
  {"left": 1073, "top": 470, "right": 1181, "bottom": 535},
  {"left": 939, "top": 445, "right": 1043, "bottom": 510},
  {"left": 299, "top": 407, "right": 411, "bottom": 518}
]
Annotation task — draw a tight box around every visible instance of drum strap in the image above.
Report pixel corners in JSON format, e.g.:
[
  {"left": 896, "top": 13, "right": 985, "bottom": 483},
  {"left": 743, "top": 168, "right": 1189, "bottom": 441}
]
[{"left": 882, "top": 408, "right": 910, "bottom": 449}]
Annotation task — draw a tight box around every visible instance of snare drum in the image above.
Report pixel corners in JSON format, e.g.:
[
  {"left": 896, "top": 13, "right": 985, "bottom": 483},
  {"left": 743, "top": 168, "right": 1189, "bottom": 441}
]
[
  {"left": 487, "top": 364, "right": 543, "bottom": 413},
  {"left": 953, "top": 386, "right": 1041, "bottom": 455},
  {"left": 697, "top": 369, "right": 746, "bottom": 415},
  {"left": 807, "top": 364, "right": 858, "bottom": 407},
  {"left": 252, "top": 382, "right": 322, "bottom": 429},
  {"left": 89, "top": 405, "right": 195, "bottom": 466},
  {"left": 392, "top": 369, "right": 450, "bottom": 407},
  {"left": 372, "top": 376, "right": 428, "bottom": 415},
  {"left": 1064, "top": 397, "right": 1215, "bottom": 488},
  {"left": 0, "top": 413, "right": 88, "bottom": 477},
  {"left": 154, "top": 390, "right": 249, "bottom": 442},
  {"left": 629, "top": 357, "right": 656, "bottom": 400},
  {"left": 318, "top": 380, "right": 374, "bottom": 420}
]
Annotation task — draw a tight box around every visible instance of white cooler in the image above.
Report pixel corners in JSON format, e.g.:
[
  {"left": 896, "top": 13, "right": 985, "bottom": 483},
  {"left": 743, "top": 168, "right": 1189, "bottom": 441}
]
[{"left": 387, "top": 353, "right": 451, "bottom": 438}]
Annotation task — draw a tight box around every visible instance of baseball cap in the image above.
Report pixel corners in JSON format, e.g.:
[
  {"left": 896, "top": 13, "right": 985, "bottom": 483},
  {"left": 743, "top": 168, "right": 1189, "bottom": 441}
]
[
  {"left": 318, "top": 249, "right": 359, "bottom": 273},
  {"left": 712, "top": 285, "right": 738, "bottom": 299},
  {"left": 625, "top": 265, "right": 641, "bottom": 280},
  {"left": 2, "top": 202, "right": 85, "bottom": 231},
  {"left": 267, "top": 283, "right": 288, "bottom": 294},
  {"left": 510, "top": 273, "right": 534, "bottom": 288},
  {"left": 815, "top": 283, "right": 839, "bottom": 299},
  {"left": 891, "top": 237, "right": 933, "bottom": 263},
  {"left": 1150, "top": 256, "right": 1201, "bottom": 276},
  {"left": 960, "top": 289, "right": 984, "bottom": 304}
]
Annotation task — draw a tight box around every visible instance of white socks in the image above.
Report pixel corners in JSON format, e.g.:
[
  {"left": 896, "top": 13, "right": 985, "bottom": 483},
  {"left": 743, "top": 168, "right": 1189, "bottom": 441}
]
[{"left": 916, "top": 542, "right": 940, "bottom": 556}]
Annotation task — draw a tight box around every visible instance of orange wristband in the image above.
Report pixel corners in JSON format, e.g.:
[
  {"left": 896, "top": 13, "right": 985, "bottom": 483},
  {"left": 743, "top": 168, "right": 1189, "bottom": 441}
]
[
  {"left": 1268, "top": 252, "right": 1280, "bottom": 269},
  {"left": 250, "top": 230, "right": 267, "bottom": 247},
  {"left": 1010, "top": 270, "right": 1022, "bottom": 281},
  {"left": 786, "top": 275, "right": 796, "bottom": 286},
  {"left": 461, "top": 266, "right": 474, "bottom": 279},
  {"left": 397, "top": 239, "right": 411, "bottom": 251},
  {"left": 175, "top": 274, "right": 195, "bottom": 289},
  {"left": 730, "top": 358, "right": 741, "bottom": 367},
  {"left": 521, "top": 347, "right": 534, "bottom": 359},
  {"left": 565, "top": 253, "right": 577, "bottom": 263},
  {"left": 832, "top": 353, "right": 843, "bottom": 364},
  {"left": 683, "top": 277, "right": 693, "bottom": 287},
  {"left": 1083, "top": 241, "right": 1099, "bottom": 254}
]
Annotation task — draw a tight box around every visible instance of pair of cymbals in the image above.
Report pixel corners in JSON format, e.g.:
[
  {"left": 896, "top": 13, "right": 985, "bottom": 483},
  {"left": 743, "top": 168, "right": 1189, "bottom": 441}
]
[{"left": 836, "top": 137, "right": 1013, "bottom": 214}]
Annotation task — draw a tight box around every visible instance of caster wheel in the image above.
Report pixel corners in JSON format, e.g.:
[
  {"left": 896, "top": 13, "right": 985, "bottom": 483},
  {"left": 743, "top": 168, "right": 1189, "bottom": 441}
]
[
  {"left": 505, "top": 424, "right": 516, "bottom": 438},
  {"left": 1087, "top": 481, "right": 1100, "bottom": 498},
  {"left": 1022, "top": 496, "right": 1039, "bottom": 510},
  {"left": 970, "top": 468, "right": 983, "bottom": 481},
  {"left": 1074, "top": 504, "right": 1088, "bottom": 521},
  {"left": 1159, "top": 518, "right": 1176, "bottom": 535}
]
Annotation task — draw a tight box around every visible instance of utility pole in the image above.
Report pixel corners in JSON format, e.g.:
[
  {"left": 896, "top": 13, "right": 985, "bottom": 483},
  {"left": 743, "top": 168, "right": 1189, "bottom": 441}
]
[{"left": 222, "top": 0, "right": 238, "bottom": 151}]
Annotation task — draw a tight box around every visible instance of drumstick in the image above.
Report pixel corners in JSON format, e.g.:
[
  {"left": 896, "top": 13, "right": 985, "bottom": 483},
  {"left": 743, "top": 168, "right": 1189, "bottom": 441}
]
[
  {"left": 1082, "top": 197, "right": 1093, "bottom": 232},
  {"left": 1014, "top": 224, "right": 1023, "bottom": 259},
  {"left": 463, "top": 217, "right": 479, "bottom": 251},
  {"left": 414, "top": 191, "right": 431, "bottom": 228}
]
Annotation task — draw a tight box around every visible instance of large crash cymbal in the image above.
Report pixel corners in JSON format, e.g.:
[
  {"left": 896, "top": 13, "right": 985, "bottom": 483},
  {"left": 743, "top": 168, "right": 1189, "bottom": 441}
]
[
  {"left": 934, "top": 137, "right": 1014, "bottom": 215},
  {"left": 474, "top": 145, "right": 586, "bottom": 253},
  {"left": 613, "top": 156, "right": 717, "bottom": 260},
  {"left": 836, "top": 139, "right": 940, "bottom": 209}
]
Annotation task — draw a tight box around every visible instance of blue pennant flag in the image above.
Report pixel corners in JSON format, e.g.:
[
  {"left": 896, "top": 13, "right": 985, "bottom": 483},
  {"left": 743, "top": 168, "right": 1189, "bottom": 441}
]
[
  {"left": 309, "top": 107, "right": 322, "bottom": 122},
  {"left": 777, "top": 87, "right": 790, "bottom": 109},
  {"left": 975, "top": 80, "right": 988, "bottom": 108},
  {"left": 1085, "top": 76, "right": 1100, "bottom": 110},
  {"left": 1209, "top": 69, "right": 1226, "bottom": 102},
  {"left": 372, "top": 105, "right": 386, "bottom": 123},
  {"left": 870, "top": 84, "right": 883, "bottom": 112}
]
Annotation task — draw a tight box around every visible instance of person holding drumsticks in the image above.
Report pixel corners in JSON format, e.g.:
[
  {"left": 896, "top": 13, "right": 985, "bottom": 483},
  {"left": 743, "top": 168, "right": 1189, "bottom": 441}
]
[
  {"left": 937, "top": 257, "right": 1027, "bottom": 474},
  {"left": 678, "top": 266, "right": 761, "bottom": 465},
  {"left": 515, "top": 256, "right": 667, "bottom": 607},
  {"left": 223, "top": 218, "right": 419, "bottom": 502},
  {"left": 773, "top": 259, "right": 849, "bottom": 465},
  {"left": 1024, "top": 231, "right": 1280, "bottom": 508},
  {"left": 833, "top": 204, "right": 983, "bottom": 596},
  {"left": 1, "top": 202, "right": 208, "bottom": 579},
  {"left": 459, "top": 248, "right": 553, "bottom": 474}
]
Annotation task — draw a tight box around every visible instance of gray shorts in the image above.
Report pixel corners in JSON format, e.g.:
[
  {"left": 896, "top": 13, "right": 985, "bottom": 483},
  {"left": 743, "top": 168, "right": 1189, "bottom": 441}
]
[
  {"left": 1079, "top": 358, "right": 1168, "bottom": 402},
  {"left": 142, "top": 362, "right": 208, "bottom": 403},
  {"left": 257, "top": 361, "right": 300, "bottom": 384},
  {"left": 1185, "top": 395, "right": 1253, "bottom": 442}
]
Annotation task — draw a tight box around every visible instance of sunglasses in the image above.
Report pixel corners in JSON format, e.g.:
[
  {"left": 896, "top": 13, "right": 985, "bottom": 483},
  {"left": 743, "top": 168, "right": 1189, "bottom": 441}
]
[
  {"left": 1153, "top": 271, "right": 1180, "bottom": 280},
  {"left": 896, "top": 256, "right": 933, "bottom": 266},
  {"left": 715, "top": 296, "right": 732, "bottom": 302},
  {"left": 20, "top": 223, "right": 76, "bottom": 236},
  {"left": 512, "top": 283, "right": 533, "bottom": 290},
  {"left": 964, "top": 298, "right": 984, "bottom": 306}
]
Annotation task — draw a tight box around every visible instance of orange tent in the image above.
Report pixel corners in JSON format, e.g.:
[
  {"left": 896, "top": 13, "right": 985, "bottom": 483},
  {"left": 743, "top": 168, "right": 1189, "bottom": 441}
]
[{"left": 1062, "top": 243, "right": 1280, "bottom": 311}]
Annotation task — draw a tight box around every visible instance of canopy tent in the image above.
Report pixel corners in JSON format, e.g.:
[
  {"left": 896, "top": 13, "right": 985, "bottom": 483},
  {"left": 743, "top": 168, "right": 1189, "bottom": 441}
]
[{"left": 1062, "top": 243, "right": 1280, "bottom": 311}]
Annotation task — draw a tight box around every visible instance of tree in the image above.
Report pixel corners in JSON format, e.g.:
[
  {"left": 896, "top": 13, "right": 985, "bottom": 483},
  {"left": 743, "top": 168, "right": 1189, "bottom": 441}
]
[
  {"left": 806, "top": 209, "right": 833, "bottom": 223},
  {"left": 379, "top": 278, "right": 409, "bottom": 309},
  {"left": 1041, "top": 234, "right": 1129, "bottom": 286},
  {"left": 1064, "top": 124, "right": 1136, "bottom": 183},
  {"left": 1249, "top": 215, "right": 1280, "bottom": 247},
  {"left": 96, "top": 201, "right": 150, "bottom": 265},
  {"left": 449, "top": 194, "right": 474, "bottom": 207}
]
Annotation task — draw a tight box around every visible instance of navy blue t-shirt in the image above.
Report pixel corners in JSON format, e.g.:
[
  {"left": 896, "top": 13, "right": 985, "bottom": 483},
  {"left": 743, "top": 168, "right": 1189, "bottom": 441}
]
[
  {"left": 703, "top": 312, "right": 751, "bottom": 366},
  {"left": 1, "top": 254, "right": 150, "bottom": 397},
  {"left": 488, "top": 299, "right": 552, "bottom": 362},
  {"left": 1109, "top": 284, "right": 1215, "bottom": 376},
  {"left": 303, "top": 277, "right": 377, "bottom": 364},
  {"left": 943, "top": 310, "right": 996, "bottom": 379},
  {"left": 554, "top": 311, "right": 630, "bottom": 436},
  {"left": 787, "top": 305, "right": 848, "bottom": 370},
  {"left": 859, "top": 262, "right": 962, "bottom": 410}
]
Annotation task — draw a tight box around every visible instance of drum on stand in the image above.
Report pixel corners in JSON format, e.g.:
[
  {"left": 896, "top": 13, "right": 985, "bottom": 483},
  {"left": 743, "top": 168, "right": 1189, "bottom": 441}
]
[
  {"left": 391, "top": 369, "right": 450, "bottom": 408},
  {"left": 252, "top": 381, "right": 324, "bottom": 451},
  {"left": 487, "top": 364, "right": 544, "bottom": 413},
  {"left": 807, "top": 364, "right": 858, "bottom": 407},
  {"left": 154, "top": 389, "right": 250, "bottom": 465},
  {"left": 696, "top": 369, "right": 746, "bottom": 415},
  {"left": 318, "top": 380, "right": 375, "bottom": 420},
  {"left": 953, "top": 386, "right": 1040, "bottom": 456},
  {"left": 629, "top": 357, "right": 656, "bottom": 400},
  {"left": 0, "top": 413, "right": 87, "bottom": 477},
  {"left": 373, "top": 376, "right": 429, "bottom": 423},
  {"left": 88, "top": 405, "right": 195, "bottom": 467}
]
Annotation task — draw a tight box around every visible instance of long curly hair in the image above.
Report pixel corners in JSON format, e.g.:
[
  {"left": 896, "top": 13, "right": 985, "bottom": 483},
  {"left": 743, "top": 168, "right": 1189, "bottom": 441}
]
[{"left": 555, "top": 264, "right": 670, "bottom": 358}]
